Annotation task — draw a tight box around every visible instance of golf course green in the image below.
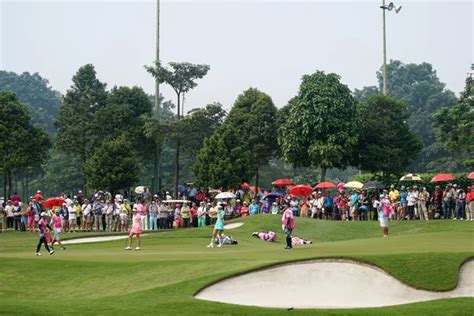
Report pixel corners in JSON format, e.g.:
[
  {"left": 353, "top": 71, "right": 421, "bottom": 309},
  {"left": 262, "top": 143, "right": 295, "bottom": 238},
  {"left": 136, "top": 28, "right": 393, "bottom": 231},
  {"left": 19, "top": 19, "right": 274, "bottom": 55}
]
[{"left": 1, "top": 215, "right": 473, "bottom": 315}]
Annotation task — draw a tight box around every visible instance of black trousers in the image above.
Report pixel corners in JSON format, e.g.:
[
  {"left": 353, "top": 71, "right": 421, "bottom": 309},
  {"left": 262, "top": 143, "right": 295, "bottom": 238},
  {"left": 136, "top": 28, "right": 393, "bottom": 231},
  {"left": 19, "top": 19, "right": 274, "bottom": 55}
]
[{"left": 36, "top": 236, "right": 51, "bottom": 253}]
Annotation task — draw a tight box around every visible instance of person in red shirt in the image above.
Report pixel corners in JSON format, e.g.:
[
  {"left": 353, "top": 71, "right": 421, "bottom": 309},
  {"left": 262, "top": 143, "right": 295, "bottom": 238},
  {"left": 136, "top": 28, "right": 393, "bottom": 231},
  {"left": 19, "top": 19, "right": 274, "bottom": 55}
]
[
  {"left": 240, "top": 202, "right": 249, "bottom": 217},
  {"left": 467, "top": 186, "right": 474, "bottom": 221},
  {"left": 189, "top": 202, "right": 198, "bottom": 227},
  {"left": 34, "top": 190, "right": 43, "bottom": 203}
]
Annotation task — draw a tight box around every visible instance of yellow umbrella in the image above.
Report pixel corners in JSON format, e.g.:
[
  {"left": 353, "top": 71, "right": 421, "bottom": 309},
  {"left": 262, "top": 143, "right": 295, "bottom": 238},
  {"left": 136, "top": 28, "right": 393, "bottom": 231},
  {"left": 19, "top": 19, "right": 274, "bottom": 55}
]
[{"left": 344, "top": 181, "right": 364, "bottom": 189}]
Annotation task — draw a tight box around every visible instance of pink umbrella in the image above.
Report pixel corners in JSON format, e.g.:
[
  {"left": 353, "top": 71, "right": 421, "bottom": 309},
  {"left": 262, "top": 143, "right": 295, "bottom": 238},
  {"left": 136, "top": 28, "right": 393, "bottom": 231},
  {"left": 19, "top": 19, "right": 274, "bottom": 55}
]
[
  {"left": 468, "top": 172, "right": 474, "bottom": 180},
  {"left": 336, "top": 182, "right": 345, "bottom": 189}
]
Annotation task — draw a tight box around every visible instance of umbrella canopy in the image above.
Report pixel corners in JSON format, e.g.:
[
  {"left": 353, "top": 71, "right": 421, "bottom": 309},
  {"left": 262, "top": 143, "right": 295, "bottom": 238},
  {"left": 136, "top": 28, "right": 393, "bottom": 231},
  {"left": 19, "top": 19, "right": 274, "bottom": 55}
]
[
  {"left": 430, "top": 173, "right": 456, "bottom": 183},
  {"left": 315, "top": 181, "right": 336, "bottom": 189},
  {"left": 400, "top": 173, "right": 422, "bottom": 181},
  {"left": 240, "top": 182, "right": 250, "bottom": 189},
  {"left": 134, "top": 186, "right": 146, "bottom": 194},
  {"left": 43, "top": 197, "right": 66, "bottom": 209},
  {"left": 262, "top": 192, "right": 284, "bottom": 200},
  {"left": 272, "top": 178, "right": 294, "bottom": 186},
  {"left": 162, "top": 200, "right": 190, "bottom": 204},
  {"left": 288, "top": 185, "right": 313, "bottom": 196},
  {"left": 363, "top": 181, "right": 385, "bottom": 190},
  {"left": 215, "top": 192, "right": 237, "bottom": 199},
  {"left": 336, "top": 182, "right": 345, "bottom": 189},
  {"left": 468, "top": 172, "right": 474, "bottom": 180},
  {"left": 344, "top": 181, "right": 364, "bottom": 190}
]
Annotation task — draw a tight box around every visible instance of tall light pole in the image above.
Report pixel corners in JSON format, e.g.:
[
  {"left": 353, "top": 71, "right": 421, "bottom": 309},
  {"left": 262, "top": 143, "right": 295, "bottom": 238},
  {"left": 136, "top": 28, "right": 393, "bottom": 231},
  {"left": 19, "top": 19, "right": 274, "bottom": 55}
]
[
  {"left": 153, "top": 0, "right": 161, "bottom": 194},
  {"left": 380, "top": 1, "right": 402, "bottom": 95}
]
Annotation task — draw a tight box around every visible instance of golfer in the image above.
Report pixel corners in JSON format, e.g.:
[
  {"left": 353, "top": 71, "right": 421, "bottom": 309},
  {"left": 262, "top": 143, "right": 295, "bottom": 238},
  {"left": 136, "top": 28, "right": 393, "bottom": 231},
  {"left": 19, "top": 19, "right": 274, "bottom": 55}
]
[
  {"left": 281, "top": 204, "right": 295, "bottom": 250},
  {"left": 125, "top": 208, "right": 142, "bottom": 251},
  {"left": 379, "top": 193, "right": 391, "bottom": 237},
  {"left": 207, "top": 205, "right": 225, "bottom": 248},
  {"left": 50, "top": 210, "right": 66, "bottom": 250},
  {"left": 35, "top": 212, "right": 55, "bottom": 256}
]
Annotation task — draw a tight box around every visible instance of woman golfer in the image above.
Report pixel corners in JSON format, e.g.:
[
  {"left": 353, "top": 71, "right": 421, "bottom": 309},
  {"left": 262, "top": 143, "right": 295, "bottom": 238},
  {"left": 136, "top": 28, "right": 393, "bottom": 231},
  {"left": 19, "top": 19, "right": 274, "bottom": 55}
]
[
  {"left": 207, "top": 205, "right": 225, "bottom": 248},
  {"left": 282, "top": 204, "right": 295, "bottom": 250},
  {"left": 125, "top": 207, "right": 141, "bottom": 250},
  {"left": 379, "top": 192, "right": 391, "bottom": 237},
  {"left": 35, "top": 212, "right": 55, "bottom": 256}
]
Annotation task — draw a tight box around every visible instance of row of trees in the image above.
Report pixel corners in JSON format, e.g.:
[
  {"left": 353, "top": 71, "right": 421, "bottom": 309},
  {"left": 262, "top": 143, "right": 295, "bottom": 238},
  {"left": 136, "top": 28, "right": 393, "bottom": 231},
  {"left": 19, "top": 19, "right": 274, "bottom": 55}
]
[{"left": 0, "top": 61, "right": 471, "bottom": 198}]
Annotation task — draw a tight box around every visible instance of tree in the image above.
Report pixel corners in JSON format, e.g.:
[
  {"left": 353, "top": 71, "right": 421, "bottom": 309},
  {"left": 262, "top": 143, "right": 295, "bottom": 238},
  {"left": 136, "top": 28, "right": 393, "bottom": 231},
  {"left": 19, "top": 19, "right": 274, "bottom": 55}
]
[
  {"left": 354, "top": 86, "right": 379, "bottom": 103},
  {"left": 0, "top": 71, "right": 60, "bottom": 137},
  {"left": 55, "top": 64, "right": 108, "bottom": 194},
  {"left": 225, "top": 88, "right": 278, "bottom": 188},
  {"left": 358, "top": 94, "right": 422, "bottom": 181},
  {"left": 0, "top": 92, "right": 50, "bottom": 198},
  {"left": 194, "top": 124, "right": 253, "bottom": 189},
  {"left": 433, "top": 75, "right": 474, "bottom": 167},
  {"left": 376, "top": 60, "right": 457, "bottom": 171},
  {"left": 145, "top": 61, "right": 210, "bottom": 197},
  {"left": 85, "top": 136, "right": 139, "bottom": 194},
  {"left": 278, "top": 71, "right": 359, "bottom": 181}
]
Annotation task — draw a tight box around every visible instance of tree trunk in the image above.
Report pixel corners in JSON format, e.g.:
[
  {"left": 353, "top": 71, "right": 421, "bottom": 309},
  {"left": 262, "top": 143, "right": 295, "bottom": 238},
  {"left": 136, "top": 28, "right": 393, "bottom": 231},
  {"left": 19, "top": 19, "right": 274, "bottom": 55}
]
[
  {"left": 174, "top": 91, "right": 181, "bottom": 199},
  {"left": 320, "top": 166, "right": 327, "bottom": 182},
  {"left": 26, "top": 171, "right": 29, "bottom": 201},
  {"left": 3, "top": 171, "right": 7, "bottom": 201},
  {"left": 255, "top": 168, "right": 259, "bottom": 194},
  {"left": 7, "top": 170, "right": 12, "bottom": 199}
]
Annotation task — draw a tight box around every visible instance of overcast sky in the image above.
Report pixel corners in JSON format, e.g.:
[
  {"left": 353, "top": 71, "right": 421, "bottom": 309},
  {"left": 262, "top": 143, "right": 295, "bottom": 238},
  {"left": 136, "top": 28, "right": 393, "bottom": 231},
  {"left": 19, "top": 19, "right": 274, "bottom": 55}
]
[{"left": 1, "top": 0, "right": 472, "bottom": 110}]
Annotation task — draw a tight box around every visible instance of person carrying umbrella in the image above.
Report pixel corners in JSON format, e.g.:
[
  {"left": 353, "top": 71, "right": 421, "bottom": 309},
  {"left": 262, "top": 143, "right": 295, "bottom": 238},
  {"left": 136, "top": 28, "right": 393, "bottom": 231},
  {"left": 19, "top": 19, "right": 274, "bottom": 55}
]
[{"left": 281, "top": 204, "right": 295, "bottom": 250}]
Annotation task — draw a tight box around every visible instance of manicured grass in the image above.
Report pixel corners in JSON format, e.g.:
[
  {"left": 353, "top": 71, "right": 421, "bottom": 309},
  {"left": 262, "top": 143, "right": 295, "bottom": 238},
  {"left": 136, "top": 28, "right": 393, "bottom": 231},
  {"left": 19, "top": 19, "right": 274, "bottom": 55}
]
[{"left": 0, "top": 215, "right": 473, "bottom": 315}]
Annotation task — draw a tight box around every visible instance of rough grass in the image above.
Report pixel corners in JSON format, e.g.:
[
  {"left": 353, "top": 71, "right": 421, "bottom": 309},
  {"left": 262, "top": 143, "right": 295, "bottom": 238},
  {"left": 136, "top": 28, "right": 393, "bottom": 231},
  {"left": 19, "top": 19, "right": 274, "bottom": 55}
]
[{"left": 0, "top": 215, "right": 473, "bottom": 315}]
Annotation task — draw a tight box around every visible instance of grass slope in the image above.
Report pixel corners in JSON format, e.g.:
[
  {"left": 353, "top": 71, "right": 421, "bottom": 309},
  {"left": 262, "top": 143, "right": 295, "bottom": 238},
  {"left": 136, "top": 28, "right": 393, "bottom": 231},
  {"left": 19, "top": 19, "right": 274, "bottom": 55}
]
[{"left": 0, "top": 215, "right": 473, "bottom": 315}]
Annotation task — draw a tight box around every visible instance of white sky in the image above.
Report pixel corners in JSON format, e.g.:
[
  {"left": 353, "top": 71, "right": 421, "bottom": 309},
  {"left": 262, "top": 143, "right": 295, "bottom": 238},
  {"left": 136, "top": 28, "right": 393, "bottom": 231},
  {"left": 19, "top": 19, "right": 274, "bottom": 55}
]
[{"left": 1, "top": 0, "right": 472, "bottom": 110}]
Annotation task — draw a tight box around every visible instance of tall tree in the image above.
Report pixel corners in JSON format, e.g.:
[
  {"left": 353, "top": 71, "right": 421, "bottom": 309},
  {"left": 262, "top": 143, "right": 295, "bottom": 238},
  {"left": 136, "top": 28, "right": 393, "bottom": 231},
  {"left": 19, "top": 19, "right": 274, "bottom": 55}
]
[
  {"left": 358, "top": 94, "right": 422, "bottom": 181},
  {"left": 85, "top": 135, "right": 139, "bottom": 194},
  {"left": 226, "top": 88, "right": 277, "bottom": 188},
  {"left": 376, "top": 60, "right": 457, "bottom": 171},
  {"left": 0, "top": 71, "right": 60, "bottom": 137},
  {"left": 433, "top": 74, "right": 474, "bottom": 168},
  {"left": 55, "top": 64, "right": 108, "bottom": 194},
  {"left": 0, "top": 92, "right": 50, "bottom": 198},
  {"left": 145, "top": 61, "right": 210, "bottom": 197},
  {"left": 279, "top": 71, "right": 359, "bottom": 181}
]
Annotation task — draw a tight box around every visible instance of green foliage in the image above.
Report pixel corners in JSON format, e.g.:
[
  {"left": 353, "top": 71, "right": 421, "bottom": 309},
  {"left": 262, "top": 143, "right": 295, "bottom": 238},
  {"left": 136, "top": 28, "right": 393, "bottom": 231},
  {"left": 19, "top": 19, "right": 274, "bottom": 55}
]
[
  {"left": 85, "top": 135, "right": 139, "bottom": 193},
  {"left": 433, "top": 76, "right": 474, "bottom": 167},
  {"left": 194, "top": 124, "right": 253, "bottom": 189},
  {"left": 354, "top": 86, "right": 379, "bottom": 103},
  {"left": 376, "top": 60, "right": 458, "bottom": 171},
  {"left": 279, "top": 71, "right": 359, "bottom": 180},
  {"left": 55, "top": 64, "right": 108, "bottom": 171},
  {"left": 0, "top": 71, "right": 60, "bottom": 137},
  {"left": 357, "top": 94, "right": 421, "bottom": 180}
]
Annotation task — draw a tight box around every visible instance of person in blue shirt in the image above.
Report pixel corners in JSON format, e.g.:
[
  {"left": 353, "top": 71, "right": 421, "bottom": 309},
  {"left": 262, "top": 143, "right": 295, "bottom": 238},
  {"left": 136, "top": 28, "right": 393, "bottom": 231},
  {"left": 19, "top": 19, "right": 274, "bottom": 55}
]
[
  {"left": 399, "top": 186, "right": 408, "bottom": 220},
  {"left": 349, "top": 191, "right": 359, "bottom": 220},
  {"left": 323, "top": 191, "right": 334, "bottom": 220},
  {"left": 249, "top": 199, "right": 260, "bottom": 215}
]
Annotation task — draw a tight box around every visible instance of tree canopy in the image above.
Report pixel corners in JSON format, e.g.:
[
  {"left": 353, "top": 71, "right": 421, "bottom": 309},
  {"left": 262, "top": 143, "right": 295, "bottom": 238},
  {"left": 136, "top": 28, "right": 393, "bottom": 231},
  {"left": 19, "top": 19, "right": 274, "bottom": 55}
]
[{"left": 279, "top": 71, "right": 359, "bottom": 181}]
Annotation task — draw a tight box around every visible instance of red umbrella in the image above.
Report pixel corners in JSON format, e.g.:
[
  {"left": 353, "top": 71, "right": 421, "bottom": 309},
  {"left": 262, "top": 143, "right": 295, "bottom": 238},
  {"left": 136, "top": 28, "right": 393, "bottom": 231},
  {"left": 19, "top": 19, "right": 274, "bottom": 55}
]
[
  {"left": 430, "top": 173, "right": 456, "bottom": 183},
  {"left": 468, "top": 172, "right": 474, "bottom": 180},
  {"left": 249, "top": 186, "right": 263, "bottom": 193},
  {"left": 315, "top": 181, "right": 336, "bottom": 189},
  {"left": 240, "top": 182, "right": 250, "bottom": 189},
  {"left": 42, "top": 197, "right": 66, "bottom": 209},
  {"left": 289, "top": 184, "right": 313, "bottom": 196},
  {"left": 272, "top": 178, "right": 294, "bottom": 186}
]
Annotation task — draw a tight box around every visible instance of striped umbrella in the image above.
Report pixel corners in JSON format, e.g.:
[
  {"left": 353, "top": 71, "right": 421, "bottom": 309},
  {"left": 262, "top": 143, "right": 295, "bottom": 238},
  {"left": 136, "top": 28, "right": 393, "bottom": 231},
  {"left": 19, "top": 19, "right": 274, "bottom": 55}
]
[{"left": 400, "top": 173, "right": 422, "bottom": 181}]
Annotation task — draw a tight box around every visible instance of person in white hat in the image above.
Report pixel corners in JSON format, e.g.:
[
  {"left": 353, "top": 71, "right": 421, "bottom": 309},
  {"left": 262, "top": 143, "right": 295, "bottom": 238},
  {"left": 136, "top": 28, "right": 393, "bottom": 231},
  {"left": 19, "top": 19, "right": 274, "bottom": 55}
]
[{"left": 35, "top": 212, "right": 54, "bottom": 256}]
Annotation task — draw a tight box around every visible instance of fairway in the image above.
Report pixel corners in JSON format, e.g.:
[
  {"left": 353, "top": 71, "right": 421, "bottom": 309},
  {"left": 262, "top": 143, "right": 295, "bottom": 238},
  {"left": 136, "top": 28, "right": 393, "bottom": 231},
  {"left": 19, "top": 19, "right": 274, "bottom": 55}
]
[{"left": 1, "top": 216, "right": 473, "bottom": 315}]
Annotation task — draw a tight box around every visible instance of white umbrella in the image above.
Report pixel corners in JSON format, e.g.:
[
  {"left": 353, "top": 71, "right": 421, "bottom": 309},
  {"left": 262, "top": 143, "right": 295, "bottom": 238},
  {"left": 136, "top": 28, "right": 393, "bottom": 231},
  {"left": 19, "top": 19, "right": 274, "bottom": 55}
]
[
  {"left": 163, "top": 200, "right": 190, "bottom": 204},
  {"left": 134, "top": 186, "right": 146, "bottom": 194},
  {"left": 215, "top": 192, "right": 237, "bottom": 199}
]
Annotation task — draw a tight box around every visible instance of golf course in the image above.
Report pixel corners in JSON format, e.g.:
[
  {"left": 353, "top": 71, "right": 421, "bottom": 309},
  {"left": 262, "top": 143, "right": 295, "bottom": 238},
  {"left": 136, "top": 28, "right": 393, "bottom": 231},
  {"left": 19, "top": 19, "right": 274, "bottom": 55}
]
[{"left": 1, "top": 215, "right": 473, "bottom": 315}]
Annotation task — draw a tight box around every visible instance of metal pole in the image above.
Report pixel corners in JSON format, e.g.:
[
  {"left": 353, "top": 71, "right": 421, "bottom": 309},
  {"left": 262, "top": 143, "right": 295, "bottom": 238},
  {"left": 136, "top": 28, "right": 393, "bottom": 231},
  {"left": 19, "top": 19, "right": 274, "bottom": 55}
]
[
  {"left": 153, "top": 0, "right": 161, "bottom": 194},
  {"left": 382, "top": 0, "right": 387, "bottom": 95}
]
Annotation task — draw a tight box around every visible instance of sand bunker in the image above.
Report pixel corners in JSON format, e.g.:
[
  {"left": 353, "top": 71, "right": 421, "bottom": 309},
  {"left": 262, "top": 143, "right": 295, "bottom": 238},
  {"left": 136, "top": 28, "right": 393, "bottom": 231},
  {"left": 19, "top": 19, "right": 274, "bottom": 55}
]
[
  {"left": 195, "top": 259, "right": 474, "bottom": 308},
  {"left": 223, "top": 222, "right": 244, "bottom": 230},
  {"left": 62, "top": 235, "right": 146, "bottom": 245}
]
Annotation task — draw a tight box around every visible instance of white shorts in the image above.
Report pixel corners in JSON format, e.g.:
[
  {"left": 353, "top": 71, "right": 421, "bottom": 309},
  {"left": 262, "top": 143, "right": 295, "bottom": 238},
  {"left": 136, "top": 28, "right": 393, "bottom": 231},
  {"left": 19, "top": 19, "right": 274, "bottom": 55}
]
[{"left": 379, "top": 216, "right": 389, "bottom": 228}]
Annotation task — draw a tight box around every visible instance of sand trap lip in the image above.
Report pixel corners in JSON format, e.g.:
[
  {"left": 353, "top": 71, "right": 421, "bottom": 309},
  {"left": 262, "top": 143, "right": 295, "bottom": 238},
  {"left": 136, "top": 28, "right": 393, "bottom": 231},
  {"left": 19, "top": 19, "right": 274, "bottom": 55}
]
[
  {"left": 195, "top": 259, "right": 474, "bottom": 309},
  {"left": 223, "top": 222, "right": 244, "bottom": 230},
  {"left": 62, "top": 235, "right": 147, "bottom": 245}
]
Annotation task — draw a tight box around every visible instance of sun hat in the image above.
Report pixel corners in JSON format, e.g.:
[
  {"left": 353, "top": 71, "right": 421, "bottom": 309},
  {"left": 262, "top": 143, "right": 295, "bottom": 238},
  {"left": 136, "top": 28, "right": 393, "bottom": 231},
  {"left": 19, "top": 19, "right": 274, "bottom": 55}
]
[
  {"left": 132, "top": 208, "right": 138, "bottom": 212},
  {"left": 40, "top": 212, "right": 46, "bottom": 217}
]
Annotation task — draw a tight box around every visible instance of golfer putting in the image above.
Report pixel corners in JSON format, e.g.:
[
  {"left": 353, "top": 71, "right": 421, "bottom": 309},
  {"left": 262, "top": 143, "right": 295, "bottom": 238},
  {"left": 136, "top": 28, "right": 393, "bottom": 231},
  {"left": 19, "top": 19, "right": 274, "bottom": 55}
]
[{"left": 207, "top": 205, "right": 225, "bottom": 248}]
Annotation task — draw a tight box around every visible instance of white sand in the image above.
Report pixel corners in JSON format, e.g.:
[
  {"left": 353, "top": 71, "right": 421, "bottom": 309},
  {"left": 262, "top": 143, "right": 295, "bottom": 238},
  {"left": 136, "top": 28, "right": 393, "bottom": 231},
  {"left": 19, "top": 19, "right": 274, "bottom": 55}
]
[
  {"left": 195, "top": 259, "right": 474, "bottom": 309},
  {"left": 223, "top": 222, "right": 244, "bottom": 230},
  {"left": 62, "top": 235, "right": 147, "bottom": 245}
]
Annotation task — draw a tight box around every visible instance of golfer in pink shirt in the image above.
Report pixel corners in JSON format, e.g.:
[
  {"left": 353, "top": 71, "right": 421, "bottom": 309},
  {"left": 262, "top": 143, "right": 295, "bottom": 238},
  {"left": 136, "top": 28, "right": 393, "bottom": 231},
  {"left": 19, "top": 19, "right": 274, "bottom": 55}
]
[
  {"left": 281, "top": 205, "right": 295, "bottom": 250},
  {"left": 125, "top": 208, "right": 142, "bottom": 251}
]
